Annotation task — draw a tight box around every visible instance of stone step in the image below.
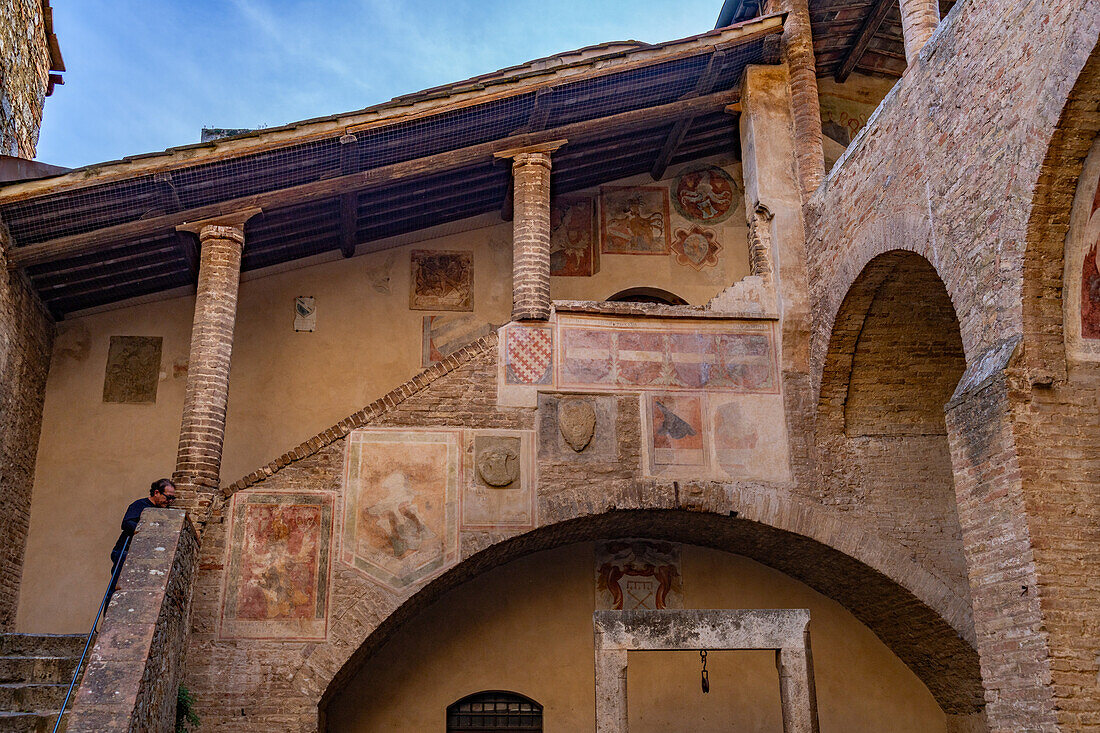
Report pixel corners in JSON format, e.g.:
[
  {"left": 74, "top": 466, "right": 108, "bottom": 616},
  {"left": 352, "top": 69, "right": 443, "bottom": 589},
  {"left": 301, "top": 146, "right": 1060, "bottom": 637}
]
[
  {"left": 0, "top": 711, "right": 65, "bottom": 733},
  {"left": 0, "top": 685, "right": 68, "bottom": 714},
  {"left": 0, "top": 659, "right": 78, "bottom": 686},
  {"left": 0, "top": 637, "right": 83, "bottom": 660}
]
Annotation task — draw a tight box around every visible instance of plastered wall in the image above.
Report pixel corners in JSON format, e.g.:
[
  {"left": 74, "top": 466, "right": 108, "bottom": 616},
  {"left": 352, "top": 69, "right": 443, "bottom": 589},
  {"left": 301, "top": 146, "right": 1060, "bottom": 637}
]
[
  {"left": 18, "top": 161, "right": 751, "bottom": 632},
  {"left": 326, "top": 542, "right": 947, "bottom": 733}
]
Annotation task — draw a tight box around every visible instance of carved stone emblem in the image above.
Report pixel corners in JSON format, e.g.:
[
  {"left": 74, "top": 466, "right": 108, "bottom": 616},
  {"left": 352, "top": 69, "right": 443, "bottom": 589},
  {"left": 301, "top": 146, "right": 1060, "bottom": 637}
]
[
  {"left": 558, "top": 398, "right": 596, "bottom": 452},
  {"left": 476, "top": 441, "right": 520, "bottom": 487}
]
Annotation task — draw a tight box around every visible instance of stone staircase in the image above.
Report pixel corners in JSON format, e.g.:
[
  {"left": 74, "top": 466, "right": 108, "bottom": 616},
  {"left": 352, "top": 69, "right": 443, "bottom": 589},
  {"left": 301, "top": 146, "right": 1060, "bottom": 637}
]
[{"left": 0, "top": 634, "right": 85, "bottom": 733}]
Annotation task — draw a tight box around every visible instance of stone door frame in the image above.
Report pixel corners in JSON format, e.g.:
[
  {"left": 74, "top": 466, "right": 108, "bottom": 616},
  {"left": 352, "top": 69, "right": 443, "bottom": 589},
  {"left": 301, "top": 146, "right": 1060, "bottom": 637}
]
[{"left": 593, "top": 609, "right": 819, "bottom": 732}]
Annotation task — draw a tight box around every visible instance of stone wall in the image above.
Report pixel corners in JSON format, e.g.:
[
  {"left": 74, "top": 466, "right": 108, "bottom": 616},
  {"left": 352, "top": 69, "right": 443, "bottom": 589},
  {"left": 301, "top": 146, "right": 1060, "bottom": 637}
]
[
  {"left": 0, "top": 234, "right": 52, "bottom": 631},
  {"left": 0, "top": 0, "right": 52, "bottom": 159},
  {"left": 67, "top": 509, "right": 199, "bottom": 732}
]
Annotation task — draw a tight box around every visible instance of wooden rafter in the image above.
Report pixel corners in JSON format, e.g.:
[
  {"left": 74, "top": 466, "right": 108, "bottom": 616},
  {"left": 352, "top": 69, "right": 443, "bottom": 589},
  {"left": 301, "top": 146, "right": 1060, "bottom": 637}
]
[
  {"left": 338, "top": 135, "right": 359, "bottom": 258},
  {"left": 649, "top": 50, "right": 726, "bottom": 181},
  {"left": 835, "top": 0, "right": 895, "bottom": 83},
  {"left": 8, "top": 88, "right": 740, "bottom": 269}
]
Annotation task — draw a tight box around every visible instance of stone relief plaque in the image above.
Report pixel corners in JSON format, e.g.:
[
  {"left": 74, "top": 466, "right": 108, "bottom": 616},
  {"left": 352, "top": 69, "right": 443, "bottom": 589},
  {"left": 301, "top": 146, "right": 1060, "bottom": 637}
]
[
  {"left": 409, "top": 250, "right": 473, "bottom": 311},
  {"left": 537, "top": 393, "right": 617, "bottom": 463},
  {"left": 596, "top": 539, "right": 683, "bottom": 610},
  {"left": 599, "top": 186, "right": 671, "bottom": 254},
  {"left": 462, "top": 431, "right": 535, "bottom": 531},
  {"left": 558, "top": 397, "right": 596, "bottom": 452},
  {"left": 102, "top": 335, "right": 162, "bottom": 404},
  {"left": 219, "top": 491, "right": 334, "bottom": 641}
]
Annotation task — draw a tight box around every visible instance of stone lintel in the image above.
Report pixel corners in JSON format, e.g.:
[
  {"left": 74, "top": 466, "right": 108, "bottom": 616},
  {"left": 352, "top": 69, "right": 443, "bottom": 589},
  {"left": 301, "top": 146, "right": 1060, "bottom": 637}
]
[{"left": 594, "top": 609, "right": 811, "bottom": 651}]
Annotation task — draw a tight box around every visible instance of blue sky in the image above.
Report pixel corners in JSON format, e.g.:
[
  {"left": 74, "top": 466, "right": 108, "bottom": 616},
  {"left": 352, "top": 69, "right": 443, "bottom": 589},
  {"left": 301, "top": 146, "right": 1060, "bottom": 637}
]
[{"left": 37, "top": 0, "right": 724, "bottom": 169}]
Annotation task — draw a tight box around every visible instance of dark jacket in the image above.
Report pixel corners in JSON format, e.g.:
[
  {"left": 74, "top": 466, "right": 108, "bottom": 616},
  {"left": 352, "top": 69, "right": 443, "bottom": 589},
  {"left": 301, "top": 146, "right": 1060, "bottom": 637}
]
[{"left": 111, "top": 497, "right": 155, "bottom": 565}]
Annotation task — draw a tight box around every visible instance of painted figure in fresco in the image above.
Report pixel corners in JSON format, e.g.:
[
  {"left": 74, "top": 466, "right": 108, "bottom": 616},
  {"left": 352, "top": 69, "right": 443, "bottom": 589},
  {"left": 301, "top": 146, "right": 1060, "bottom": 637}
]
[
  {"left": 361, "top": 471, "right": 441, "bottom": 561},
  {"left": 238, "top": 506, "right": 318, "bottom": 620},
  {"left": 677, "top": 169, "right": 732, "bottom": 222},
  {"left": 415, "top": 254, "right": 470, "bottom": 301},
  {"left": 550, "top": 199, "right": 594, "bottom": 276},
  {"left": 605, "top": 201, "right": 666, "bottom": 253},
  {"left": 1082, "top": 182, "right": 1100, "bottom": 340}
]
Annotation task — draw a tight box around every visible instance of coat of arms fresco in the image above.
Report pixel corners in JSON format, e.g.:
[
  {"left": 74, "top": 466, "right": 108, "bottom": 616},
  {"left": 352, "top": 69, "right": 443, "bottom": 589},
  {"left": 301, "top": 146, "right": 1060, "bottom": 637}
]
[
  {"left": 596, "top": 539, "right": 683, "bottom": 610},
  {"left": 342, "top": 429, "right": 460, "bottom": 590},
  {"left": 672, "top": 164, "right": 740, "bottom": 224}
]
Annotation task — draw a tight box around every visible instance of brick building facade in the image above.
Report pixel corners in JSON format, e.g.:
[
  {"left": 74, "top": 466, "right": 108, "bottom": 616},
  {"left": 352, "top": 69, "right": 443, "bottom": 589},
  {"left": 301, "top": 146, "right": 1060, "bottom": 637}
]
[{"left": 0, "top": 1, "right": 1097, "bottom": 731}]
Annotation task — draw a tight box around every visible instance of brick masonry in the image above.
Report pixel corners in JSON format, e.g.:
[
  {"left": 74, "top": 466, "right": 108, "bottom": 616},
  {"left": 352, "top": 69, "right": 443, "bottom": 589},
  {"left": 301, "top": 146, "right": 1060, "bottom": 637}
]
[
  {"left": 510, "top": 152, "right": 553, "bottom": 321},
  {"left": 67, "top": 509, "right": 199, "bottom": 732},
  {"left": 173, "top": 224, "right": 246, "bottom": 519},
  {"left": 178, "top": 332, "right": 980, "bottom": 731},
  {"left": 0, "top": 236, "right": 52, "bottom": 632},
  {"left": 0, "top": 0, "right": 51, "bottom": 158}
]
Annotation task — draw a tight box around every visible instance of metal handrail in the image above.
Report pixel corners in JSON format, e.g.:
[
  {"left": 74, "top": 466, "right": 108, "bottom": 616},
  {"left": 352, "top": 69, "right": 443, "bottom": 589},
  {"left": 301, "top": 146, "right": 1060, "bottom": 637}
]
[{"left": 53, "top": 534, "right": 131, "bottom": 733}]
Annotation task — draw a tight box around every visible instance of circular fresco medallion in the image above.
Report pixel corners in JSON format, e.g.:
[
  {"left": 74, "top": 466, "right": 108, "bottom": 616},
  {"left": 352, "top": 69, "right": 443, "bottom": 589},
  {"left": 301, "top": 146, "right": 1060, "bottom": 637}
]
[{"left": 672, "top": 165, "right": 740, "bottom": 224}]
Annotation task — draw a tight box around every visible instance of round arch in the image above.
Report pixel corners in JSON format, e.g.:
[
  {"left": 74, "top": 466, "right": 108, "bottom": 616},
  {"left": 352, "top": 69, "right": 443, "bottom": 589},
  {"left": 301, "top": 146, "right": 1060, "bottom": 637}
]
[{"left": 314, "top": 505, "right": 982, "bottom": 728}]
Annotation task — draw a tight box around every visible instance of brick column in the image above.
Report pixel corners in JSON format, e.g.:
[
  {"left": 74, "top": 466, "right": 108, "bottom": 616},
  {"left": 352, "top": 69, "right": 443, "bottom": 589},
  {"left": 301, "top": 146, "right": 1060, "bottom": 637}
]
[
  {"left": 173, "top": 210, "right": 257, "bottom": 517},
  {"left": 899, "top": 0, "right": 939, "bottom": 69},
  {"left": 945, "top": 348, "right": 1059, "bottom": 732},
  {"left": 764, "top": 0, "right": 825, "bottom": 198},
  {"left": 510, "top": 151, "right": 553, "bottom": 320}
]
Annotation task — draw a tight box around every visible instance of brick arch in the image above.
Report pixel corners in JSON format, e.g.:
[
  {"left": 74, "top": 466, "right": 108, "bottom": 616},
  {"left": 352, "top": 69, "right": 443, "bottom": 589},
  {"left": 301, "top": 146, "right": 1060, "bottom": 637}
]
[
  {"left": 1021, "top": 40, "right": 1100, "bottom": 378},
  {"left": 309, "top": 497, "right": 982, "bottom": 727},
  {"left": 814, "top": 248, "right": 971, "bottom": 619}
]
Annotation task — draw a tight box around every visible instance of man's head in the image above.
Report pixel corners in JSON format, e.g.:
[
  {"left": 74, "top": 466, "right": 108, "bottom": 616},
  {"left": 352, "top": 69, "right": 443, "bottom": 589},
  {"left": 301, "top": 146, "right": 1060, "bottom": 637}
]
[{"left": 149, "top": 478, "right": 176, "bottom": 508}]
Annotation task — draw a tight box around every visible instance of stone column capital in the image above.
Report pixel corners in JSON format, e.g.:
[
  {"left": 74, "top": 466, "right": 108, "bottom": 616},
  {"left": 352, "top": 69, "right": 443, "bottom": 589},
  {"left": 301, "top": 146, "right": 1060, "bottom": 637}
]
[
  {"left": 176, "top": 206, "right": 262, "bottom": 245},
  {"left": 493, "top": 138, "right": 567, "bottom": 164},
  {"left": 511, "top": 151, "right": 553, "bottom": 172}
]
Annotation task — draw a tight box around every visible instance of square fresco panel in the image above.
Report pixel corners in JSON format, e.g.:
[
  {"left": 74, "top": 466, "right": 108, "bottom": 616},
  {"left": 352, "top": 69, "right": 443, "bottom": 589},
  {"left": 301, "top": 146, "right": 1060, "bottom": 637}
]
[
  {"left": 461, "top": 431, "right": 536, "bottom": 531},
  {"left": 596, "top": 539, "right": 683, "bottom": 610},
  {"left": 103, "top": 335, "right": 162, "bottom": 404},
  {"left": 219, "top": 492, "right": 334, "bottom": 641},
  {"left": 342, "top": 429, "right": 460, "bottom": 590},
  {"left": 599, "top": 186, "right": 671, "bottom": 254},
  {"left": 550, "top": 195, "right": 599, "bottom": 276},
  {"left": 410, "top": 250, "right": 473, "bottom": 311},
  {"left": 648, "top": 393, "right": 706, "bottom": 468}
]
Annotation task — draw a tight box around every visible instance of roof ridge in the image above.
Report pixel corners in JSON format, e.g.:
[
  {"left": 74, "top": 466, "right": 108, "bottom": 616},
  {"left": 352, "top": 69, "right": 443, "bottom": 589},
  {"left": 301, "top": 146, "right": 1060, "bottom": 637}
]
[{"left": 221, "top": 331, "right": 499, "bottom": 496}]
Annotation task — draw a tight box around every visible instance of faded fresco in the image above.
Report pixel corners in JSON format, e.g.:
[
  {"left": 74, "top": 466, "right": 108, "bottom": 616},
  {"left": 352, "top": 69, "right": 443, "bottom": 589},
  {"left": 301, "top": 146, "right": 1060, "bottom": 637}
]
[
  {"left": 461, "top": 431, "right": 536, "bottom": 531},
  {"left": 342, "top": 430, "right": 460, "bottom": 590},
  {"left": 671, "top": 225, "right": 722, "bottom": 270},
  {"left": 647, "top": 393, "right": 706, "bottom": 469},
  {"left": 550, "top": 195, "right": 599, "bottom": 276},
  {"left": 1064, "top": 138, "right": 1100, "bottom": 360},
  {"left": 710, "top": 394, "right": 791, "bottom": 481},
  {"left": 596, "top": 539, "right": 683, "bottom": 610},
  {"left": 505, "top": 324, "right": 553, "bottom": 385},
  {"left": 410, "top": 250, "right": 473, "bottom": 311},
  {"left": 556, "top": 316, "right": 778, "bottom": 393},
  {"left": 102, "top": 335, "right": 162, "bottom": 404},
  {"left": 672, "top": 165, "right": 739, "bottom": 225},
  {"left": 220, "top": 492, "right": 333, "bottom": 641},
  {"left": 599, "top": 186, "right": 671, "bottom": 254},
  {"left": 422, "top": 315, "right": 495, "bottom": 367}
]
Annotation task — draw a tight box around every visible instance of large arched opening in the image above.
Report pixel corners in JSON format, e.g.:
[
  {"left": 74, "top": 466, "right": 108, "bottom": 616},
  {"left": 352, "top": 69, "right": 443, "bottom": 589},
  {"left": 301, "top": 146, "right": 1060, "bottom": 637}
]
[
  {"left": 816, "top": 250, "right": 970, "bottom": 603},
  {"left": 317, "top": 509, "right": 983, "bottom": 731}
]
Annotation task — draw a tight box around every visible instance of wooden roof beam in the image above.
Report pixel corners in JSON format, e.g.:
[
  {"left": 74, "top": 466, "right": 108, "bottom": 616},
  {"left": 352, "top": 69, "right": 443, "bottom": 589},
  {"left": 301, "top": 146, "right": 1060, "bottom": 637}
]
[
  {"left": 835, "top": 0, "right": 896, "bottom": 83},
  {"left": 338, "top": 134, "right": 359, "bottom": 257},
  {"left": 650, "top": 49, "right": 726, "bottom": 181},
  {"left": 8, "top": 88, "right": 740, "bottom": 269}
]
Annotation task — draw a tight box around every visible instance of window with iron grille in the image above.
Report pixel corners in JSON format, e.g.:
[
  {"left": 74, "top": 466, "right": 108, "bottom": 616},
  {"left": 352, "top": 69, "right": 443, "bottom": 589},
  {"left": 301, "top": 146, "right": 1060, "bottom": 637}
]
[{"left": 446, "top": 691, "right": 543, "bottom": 732}]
